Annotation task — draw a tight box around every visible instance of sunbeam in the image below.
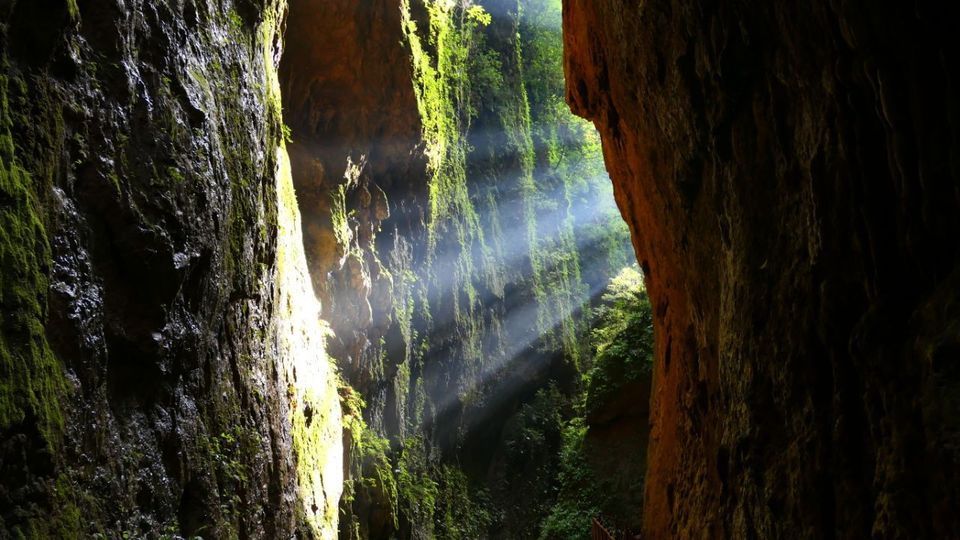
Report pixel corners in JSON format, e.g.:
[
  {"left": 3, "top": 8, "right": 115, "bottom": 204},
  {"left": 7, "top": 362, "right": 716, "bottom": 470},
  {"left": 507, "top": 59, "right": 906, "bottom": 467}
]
[{"left": 282, "top": 0, "right": 637, "bottom": 536}]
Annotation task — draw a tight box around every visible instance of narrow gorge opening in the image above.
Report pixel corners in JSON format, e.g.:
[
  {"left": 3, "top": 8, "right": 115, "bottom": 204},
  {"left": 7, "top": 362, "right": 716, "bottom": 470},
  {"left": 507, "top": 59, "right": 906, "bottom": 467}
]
[
  {"left": 6, "top": 0, "right": 954, "bottom": 538},
  {"left": 278, "top": 0, "right": 649, "bottom": 537}
]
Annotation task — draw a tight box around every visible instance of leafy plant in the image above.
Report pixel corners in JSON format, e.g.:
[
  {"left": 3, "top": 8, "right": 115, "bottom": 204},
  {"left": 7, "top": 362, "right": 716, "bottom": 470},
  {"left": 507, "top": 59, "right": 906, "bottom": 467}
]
[
  {"left": 541, "top": 266, "right": 652, "bottom": 538},
  {"left": 539, "top": 418, "right": 601, "bottom": 539},
  {"left": 584, "top": 265, "right": 653, "bottom": 417}
]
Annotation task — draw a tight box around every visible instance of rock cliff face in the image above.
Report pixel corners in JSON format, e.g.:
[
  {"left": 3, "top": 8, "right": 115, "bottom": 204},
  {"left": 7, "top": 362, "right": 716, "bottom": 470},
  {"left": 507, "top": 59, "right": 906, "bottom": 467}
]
[
  {"left": 280, "top": 0, "right": 424, "bottom": 401},
  {"left": 1, "top": 1, "right": 341, "bottom": 537},
  {"left": 564, "top": 1, "right": 960, "bottom": 537},
  {"left": 3, "top": 0, "right": 651, "bottom": 537},
  {"left": 280, "top": 0, "right": 634, "bottom": 537}
]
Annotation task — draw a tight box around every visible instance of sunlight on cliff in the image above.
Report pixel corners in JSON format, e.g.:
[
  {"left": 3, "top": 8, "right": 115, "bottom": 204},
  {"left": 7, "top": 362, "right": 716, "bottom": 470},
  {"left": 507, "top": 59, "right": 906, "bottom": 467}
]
[
  {"left": 264, "top": 6, "right": 343, "bottom": 535},
  {"left": 275, "top": 0, "right": 635, "bottom": 536},
  {"left": 275, "top": 145, "right": 344, "bottom": 538}
]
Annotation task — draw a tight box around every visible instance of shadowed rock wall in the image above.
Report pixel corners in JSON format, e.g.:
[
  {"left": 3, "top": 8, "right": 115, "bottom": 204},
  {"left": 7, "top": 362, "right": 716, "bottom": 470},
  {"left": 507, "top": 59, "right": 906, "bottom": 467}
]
[
  {"left": 564, "top": 1, "right": 960, "bottom": 537},
  {"left": 0, "top": 1, "right": 341, "bottom": 537}
]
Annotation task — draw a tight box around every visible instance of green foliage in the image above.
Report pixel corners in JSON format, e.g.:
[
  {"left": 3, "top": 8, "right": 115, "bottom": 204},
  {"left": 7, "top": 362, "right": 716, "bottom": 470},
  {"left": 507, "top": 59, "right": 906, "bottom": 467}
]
[
  {"left": 584, "top": 266, "right": 653, "bottom": 417},
  {"left": 401, "top": 0, "right": 492, "bottom": 367},
  {"left": 340, "top": 382, "right": 400, "bottom": 538},
  {"left": 396, "top": 436, "right": 439, "bottom": 539},
  {"left": 466, "top": 5, "right": 492, "bottom": 26},
  {"left": 539, "top": 418, "right": 601, "bottom": 539},
  {"left": 402, "top": 0, "right": 487, "bottom": 236},
  {"left": 393, "top": 436, "right": 492, "bottom": 540},
  {"left": 520, "top": 0, "right": 565, "bottom": 122},
  {"left": 166, "top": 166, "right": 185, "bottom": 184},
  {"left": 493, "top": 385, "right": 570, "bottom": 537},
  {"left": 359, "top": 430, "right": 398, "bottom": 514},
  {"left": 590, "top": 266, "right": 650, "bottom": 363},
  {"left": 385, "top": 0, "right": 636, "bottom": 537},
  {"left": 467, "top": 47, "right": 505, "bottom": 117},
  {"left": 504, "top": 386, "right": 566, "bottom": 459},
  {"left": 434, "top": 465, "right": 492, "bottom": 539},
  {"left": 200, "top": 426, "right": 258, "bottom": 535},
  {"left": 541, "top": 267, "right": 652, "bottom": 538},
  {"left": 227, "top": 8, "right": 244, "bottom": 35}
]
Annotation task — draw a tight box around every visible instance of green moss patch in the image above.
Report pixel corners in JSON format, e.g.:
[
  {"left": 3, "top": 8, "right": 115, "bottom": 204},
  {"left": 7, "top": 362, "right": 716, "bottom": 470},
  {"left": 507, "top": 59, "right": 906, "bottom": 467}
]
[{"left": 0, "top": 74, "right": 65, "bottom": 448}]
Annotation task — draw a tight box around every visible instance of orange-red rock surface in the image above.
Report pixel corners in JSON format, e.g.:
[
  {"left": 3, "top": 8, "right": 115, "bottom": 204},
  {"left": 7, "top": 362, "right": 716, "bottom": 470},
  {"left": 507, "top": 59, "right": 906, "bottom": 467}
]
[{"left": 564, "top": 1, "right": 960, "bottom": 537}]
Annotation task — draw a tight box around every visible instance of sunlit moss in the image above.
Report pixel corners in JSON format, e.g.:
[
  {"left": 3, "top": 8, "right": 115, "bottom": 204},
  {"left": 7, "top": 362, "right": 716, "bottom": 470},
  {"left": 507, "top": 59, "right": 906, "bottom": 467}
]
[
  {"left": 274, "top": 142, "right": 343, "bottom": 539},
  {"left": 268, "top": 1, "right": 343, "bottom": 526},
  {"left": 542, "top": 267, "right": 651, "bottom": 538},
  {"left": 382, "top": 0, "right": 633, "bottom": 535},
  {"left": 584, "top": 266, "right": 653, "bottom": 416},
  {"left": 400, "top": 0, "right": 491, "bottom": 365}
]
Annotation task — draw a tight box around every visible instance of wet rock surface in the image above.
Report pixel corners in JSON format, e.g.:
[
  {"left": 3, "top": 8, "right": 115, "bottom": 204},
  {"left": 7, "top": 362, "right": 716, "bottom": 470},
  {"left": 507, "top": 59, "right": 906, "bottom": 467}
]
[
  {"left": 1, "top": 1, "right": 340, "bottom": 537},
  {"left": 281, "top": 0, "right": 424, "bottom": 404},
  {"left": 564, "top": 1, "right": 960, "bottom": 537}
]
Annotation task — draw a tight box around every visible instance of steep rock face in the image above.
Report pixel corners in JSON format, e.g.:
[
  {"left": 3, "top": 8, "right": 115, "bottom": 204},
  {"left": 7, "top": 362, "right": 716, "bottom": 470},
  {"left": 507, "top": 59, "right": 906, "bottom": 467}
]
[
  {"left": 280, "top": 0, "right": 634, "bottom": 537},
  {"left": 583, "top": 373, "right": 651, "bottom": 534},
  {"left": 1, "top": 1, "right": 341, "bottom": 537},
  {"left": 564, "top": 1, "right": 960, "bottom": 537},
  {"left": 280, "top": 2, "right": 427, "bottom": 536},
  {"left": 280, "top": 0, "right": 424, "bottom": 402}
]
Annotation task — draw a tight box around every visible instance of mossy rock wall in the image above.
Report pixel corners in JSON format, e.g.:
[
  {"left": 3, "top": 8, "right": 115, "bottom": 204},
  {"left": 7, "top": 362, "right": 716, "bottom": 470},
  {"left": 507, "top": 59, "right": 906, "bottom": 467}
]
[
  {"left": 0, "top": 1, "right": 342, "bottom": 537},
  {"left": 279, "top": 0, "right": 633, "bottom": 537}
]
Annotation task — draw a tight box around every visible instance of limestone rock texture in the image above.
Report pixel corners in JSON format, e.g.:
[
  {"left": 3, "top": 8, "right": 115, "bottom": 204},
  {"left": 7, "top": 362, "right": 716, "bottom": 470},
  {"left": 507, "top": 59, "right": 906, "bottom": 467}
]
[
  {"left": 280, "top": 0, "right": 424, "bottom": 399},
  {"left": 1, "top": 1, "right": 341, "bottom": 537},
  {"left": 279, "top": 1, "right": 636, "bottom": 537},
  {"left": 280, "top": 2, "right": 426, "bottom": 536},
  {"left": 564, "top": 1, "right": 960, "bottom": 538}
]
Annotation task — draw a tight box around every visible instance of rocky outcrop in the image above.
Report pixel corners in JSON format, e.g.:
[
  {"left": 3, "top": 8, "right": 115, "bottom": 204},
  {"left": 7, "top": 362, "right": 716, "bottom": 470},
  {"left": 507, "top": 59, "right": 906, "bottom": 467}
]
[
  {"left": 280, "top": 0, "right": 424, "bottom": 402},
  {"left": 564, "top": 1, "right": 960, "bottom": 537},
  {"left": 1, "top": 1, "right": 341, "bottom": 537},
  {"left": 280, "top": 0, "right": 634, "bottom": 537},
  {"left": 280, "top": 2, "right": 429, "bottom": 537}
]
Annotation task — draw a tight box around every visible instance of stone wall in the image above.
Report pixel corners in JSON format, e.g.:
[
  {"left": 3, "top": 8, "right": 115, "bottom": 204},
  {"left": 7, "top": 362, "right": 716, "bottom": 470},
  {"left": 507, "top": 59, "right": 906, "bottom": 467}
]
[{"left": 564, "top": 1, "right": 960, "bottom": 537}]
